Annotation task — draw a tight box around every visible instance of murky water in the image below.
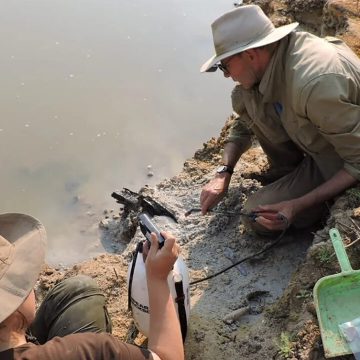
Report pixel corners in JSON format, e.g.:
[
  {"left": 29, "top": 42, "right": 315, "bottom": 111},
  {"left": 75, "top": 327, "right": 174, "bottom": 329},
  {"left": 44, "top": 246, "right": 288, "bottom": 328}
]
[{"left": 0, "top": 0, "right": 234, "bottom": 264}]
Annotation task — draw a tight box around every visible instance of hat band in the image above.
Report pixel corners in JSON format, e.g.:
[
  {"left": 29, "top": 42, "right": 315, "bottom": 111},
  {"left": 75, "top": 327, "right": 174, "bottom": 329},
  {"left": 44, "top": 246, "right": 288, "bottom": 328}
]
[{"left": 215, "top": 22, "right": 275, "bottom": 56}]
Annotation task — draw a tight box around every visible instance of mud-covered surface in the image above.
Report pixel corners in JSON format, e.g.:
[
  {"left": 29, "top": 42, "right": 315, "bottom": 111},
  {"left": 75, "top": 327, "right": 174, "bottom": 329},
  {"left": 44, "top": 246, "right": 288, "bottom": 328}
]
[
  {"left": 36, "top": 1, "right": 360, "bottom": 359},
  {"left": 37, "top": 134, "right": 360, "bottom": 360}
]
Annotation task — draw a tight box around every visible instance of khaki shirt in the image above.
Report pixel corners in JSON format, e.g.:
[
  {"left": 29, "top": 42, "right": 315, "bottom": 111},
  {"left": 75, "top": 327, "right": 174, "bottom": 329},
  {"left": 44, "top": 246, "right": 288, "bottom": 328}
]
[{"left": 228, "top": 32, "right": 360, "bottom": 180}]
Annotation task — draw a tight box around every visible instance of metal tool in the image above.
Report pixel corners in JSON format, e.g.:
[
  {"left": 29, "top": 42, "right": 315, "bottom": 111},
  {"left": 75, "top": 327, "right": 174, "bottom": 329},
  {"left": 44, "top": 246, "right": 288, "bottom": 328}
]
[
  {"left": 184, "top": 207, "right": 257, "bottom": 220},
  {"left": 185, "top": 207, "right": 289, "bottom": 227}
]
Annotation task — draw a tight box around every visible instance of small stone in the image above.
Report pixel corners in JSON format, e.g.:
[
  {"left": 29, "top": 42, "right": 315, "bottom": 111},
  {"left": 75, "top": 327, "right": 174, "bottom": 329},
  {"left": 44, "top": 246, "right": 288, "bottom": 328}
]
[
  {"left": 99, "top": 219, "right": 110, "bottom": 229},
  {"left": 352, "top": 207, "right": 360, "bottom": 218}
]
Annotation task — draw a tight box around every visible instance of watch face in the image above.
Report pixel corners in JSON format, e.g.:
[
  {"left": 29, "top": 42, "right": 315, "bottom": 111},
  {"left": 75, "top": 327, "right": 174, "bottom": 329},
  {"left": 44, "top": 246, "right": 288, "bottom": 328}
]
[
  {"left": 217, "top": 166, "right": 227, "bottom": 173},
  {"left": 217, "top": 165, "right": 233, "bottom": 174}
]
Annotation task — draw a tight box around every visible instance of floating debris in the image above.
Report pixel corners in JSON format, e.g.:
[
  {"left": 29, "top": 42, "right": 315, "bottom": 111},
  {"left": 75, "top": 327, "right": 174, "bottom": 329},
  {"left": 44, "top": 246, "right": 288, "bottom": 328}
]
[{"left": 147, "top": 164, "right": 154, "bottom": 177}]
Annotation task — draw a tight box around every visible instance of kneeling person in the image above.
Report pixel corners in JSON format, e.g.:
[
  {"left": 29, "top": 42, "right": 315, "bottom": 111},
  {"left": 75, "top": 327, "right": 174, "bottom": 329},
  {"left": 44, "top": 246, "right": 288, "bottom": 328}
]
[{"left": 0, "top": 213, "right": 184, "bottom": 360}]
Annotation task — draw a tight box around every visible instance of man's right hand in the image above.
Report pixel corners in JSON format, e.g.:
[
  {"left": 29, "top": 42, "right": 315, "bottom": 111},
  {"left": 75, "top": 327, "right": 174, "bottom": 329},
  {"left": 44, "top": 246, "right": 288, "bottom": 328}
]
[{"left": 200, "top": 173, "right": 231, "bottom": 215}]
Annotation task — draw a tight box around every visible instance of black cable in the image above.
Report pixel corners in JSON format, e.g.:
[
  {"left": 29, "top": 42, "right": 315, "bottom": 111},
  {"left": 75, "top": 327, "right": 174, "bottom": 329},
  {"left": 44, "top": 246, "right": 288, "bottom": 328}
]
[{"left": 189, "top": 225, "right": 288, "bottom": 286}]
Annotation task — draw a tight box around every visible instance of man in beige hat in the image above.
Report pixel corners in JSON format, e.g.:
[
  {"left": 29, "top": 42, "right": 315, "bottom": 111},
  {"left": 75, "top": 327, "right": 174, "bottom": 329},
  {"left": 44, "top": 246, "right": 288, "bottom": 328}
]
[
  {"left": 200, "top": 4, "right": 360, "bottom": 233},
  {"left": 0, "top": 213, "right": 184, "bottom": 360}
]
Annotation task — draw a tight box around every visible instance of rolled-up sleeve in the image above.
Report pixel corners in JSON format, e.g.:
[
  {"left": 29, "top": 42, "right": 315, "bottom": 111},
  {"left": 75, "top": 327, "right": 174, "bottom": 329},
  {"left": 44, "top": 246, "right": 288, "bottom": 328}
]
[
  {"left": 300, "top": 73, "right": 360, "bottom": 179},
  {"left": 226, "top": 85, "right": 253, "bottom": 154}
]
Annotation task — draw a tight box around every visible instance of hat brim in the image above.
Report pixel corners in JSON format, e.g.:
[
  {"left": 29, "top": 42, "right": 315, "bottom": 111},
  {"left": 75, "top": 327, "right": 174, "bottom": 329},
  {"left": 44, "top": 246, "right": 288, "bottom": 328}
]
[
  {"left": 200, "top": 22, "right": 299, "bottom": 73},
  {"left": 0, "top": 213, "right": 46, "bottom": 323}
]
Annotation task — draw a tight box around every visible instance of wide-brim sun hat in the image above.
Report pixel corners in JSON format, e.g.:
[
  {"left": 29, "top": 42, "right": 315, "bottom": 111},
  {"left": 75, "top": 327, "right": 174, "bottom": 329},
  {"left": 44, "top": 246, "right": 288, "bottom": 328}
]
[
  {"left": 0, "top": 213, "right": 46, "bottom": 323},
  {"left": 201, "top": 4, "right": 299, "bottom": 72}
]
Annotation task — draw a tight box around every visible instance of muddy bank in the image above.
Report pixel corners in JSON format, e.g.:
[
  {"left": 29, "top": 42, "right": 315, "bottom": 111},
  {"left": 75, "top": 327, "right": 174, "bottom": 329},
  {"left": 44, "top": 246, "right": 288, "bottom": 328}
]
[{"left": 37, "top": 1, "right": 360, "bottom": 359}]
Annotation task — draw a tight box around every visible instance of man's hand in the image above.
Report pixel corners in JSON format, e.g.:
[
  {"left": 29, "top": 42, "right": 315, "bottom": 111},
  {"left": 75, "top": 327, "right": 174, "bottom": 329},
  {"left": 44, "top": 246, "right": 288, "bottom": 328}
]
[
  {"left": 145, "top": 232, "right": 179, "bottom": 280},
  {"left": 253, "top": 200, "right": 300, "bottom": 230},
  {"left": 200, "top": 173, "right": 231, "bottom": 215}
]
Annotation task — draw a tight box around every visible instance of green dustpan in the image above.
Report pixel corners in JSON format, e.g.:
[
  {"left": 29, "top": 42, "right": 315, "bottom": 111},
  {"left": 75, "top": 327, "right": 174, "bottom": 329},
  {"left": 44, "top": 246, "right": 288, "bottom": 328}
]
[{"left": 314, "top": 228, "right": 360, "bottom": 358}]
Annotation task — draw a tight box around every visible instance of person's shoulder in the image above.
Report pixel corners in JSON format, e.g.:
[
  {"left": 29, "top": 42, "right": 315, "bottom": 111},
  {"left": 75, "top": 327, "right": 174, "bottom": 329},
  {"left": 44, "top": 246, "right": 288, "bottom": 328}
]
[
  {"left": 11, "top": 333, "right": 150, "bottom": 360},
  {"left": 288, "top": 32, "right": 339, "bottom": 67},
  {"left": 289, "top": 31, "right": 331, "bottom": 51},
  {"left": 47, "top": 332, "right": 121, "bottom": 350},
  {"left": 52, "top": 333, "right": 152, "bottom": 359},
  {"left": 285, "top": 32, "right": 351, "bottom": 87},
  {"left": 12, "top": 334, "right": 107, "bottom": 359}
]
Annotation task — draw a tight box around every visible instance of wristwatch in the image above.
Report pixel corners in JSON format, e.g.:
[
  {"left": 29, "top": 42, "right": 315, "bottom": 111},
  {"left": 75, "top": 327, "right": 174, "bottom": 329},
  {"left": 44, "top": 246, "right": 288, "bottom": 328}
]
[{"left": 216, "top": 165, "right": 234, "bottom": 175}]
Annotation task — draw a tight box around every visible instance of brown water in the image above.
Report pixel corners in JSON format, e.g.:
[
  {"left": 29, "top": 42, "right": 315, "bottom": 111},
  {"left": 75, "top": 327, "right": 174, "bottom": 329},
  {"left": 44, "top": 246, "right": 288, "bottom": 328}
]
[{"left": 0, "top": 0, "right": 234, "bottom": 264}]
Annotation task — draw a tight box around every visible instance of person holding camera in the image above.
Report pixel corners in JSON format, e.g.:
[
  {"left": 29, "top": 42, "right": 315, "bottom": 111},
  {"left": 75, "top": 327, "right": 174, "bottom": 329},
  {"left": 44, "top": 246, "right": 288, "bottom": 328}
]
[
  {"left": 0, "top": 213, "right": 184, "bottom": 360},
  {"left": 200, "top": 5, "right": 360, "bottom": 234}
]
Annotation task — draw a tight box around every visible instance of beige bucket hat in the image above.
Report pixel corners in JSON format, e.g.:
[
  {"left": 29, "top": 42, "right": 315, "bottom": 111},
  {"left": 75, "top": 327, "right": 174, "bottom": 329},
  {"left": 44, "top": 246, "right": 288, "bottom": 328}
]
[
  {"left": 201, "top": 4, "right": 298, "bottom": 72},
  {"left": 0, "top": 213, "right": 46, "bottom": 323}
]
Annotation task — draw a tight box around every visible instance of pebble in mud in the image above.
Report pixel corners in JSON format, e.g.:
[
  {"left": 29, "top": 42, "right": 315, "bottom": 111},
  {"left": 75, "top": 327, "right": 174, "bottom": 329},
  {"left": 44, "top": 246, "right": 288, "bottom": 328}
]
[{"left": 147, "top": 165, "right": 154, "bottom": 177}]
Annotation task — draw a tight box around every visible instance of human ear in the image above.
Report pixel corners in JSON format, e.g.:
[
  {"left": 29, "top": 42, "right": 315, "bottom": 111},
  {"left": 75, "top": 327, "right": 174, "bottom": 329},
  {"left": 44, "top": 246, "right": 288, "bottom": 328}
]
[{"left": 244, "top": 49, "right": 257, "bottom": 60}]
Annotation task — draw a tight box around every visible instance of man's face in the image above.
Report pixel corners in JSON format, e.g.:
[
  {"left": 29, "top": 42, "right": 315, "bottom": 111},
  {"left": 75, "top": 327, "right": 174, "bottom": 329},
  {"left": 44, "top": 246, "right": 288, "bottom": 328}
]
[{"left": 219, "top": 51, "right": 260, "bottom": 89}]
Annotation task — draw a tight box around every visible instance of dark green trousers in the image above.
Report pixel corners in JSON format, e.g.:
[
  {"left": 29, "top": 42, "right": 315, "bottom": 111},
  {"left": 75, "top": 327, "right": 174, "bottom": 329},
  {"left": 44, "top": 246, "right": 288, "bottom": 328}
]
[
  {"left": 29, "top": 275, "right": 112, "bottom": 344},
  {"left": 242, "top": 155, "right": 328, "bottom": 235}
]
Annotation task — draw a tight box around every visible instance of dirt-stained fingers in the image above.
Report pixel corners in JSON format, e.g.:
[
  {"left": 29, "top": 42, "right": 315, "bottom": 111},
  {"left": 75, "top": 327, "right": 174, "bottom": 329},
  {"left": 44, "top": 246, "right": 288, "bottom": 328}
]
[
  {"left": 254, "top": 211, "right": 289, "bottom": 231},
  {"left": 200, "top": 179, "right": 229, "bottom": 215}
]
